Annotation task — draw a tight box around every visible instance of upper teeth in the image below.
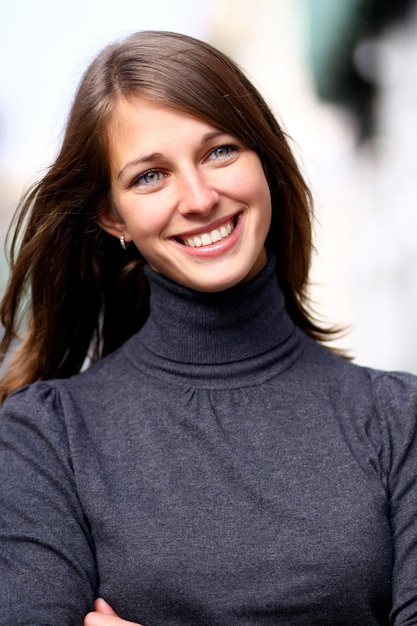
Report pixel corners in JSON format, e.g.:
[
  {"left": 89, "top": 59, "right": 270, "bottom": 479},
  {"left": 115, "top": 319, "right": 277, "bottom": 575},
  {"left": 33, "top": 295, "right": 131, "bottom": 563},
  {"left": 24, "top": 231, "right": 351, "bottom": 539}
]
[{"left": 183, "top": 219, "right": 234, "bottom": 247}]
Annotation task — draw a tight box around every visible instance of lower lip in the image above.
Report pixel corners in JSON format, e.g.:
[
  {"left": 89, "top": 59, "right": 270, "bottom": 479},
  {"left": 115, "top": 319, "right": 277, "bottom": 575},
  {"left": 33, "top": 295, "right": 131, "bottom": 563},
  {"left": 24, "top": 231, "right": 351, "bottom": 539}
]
[{"left": 172, "top": 213, "right": 243, "bottom": 258}]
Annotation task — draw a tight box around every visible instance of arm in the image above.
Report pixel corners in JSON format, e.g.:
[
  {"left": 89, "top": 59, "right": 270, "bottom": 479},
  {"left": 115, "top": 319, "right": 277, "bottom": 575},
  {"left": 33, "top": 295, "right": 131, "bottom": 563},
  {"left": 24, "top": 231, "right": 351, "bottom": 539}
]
[
  {"left": 0, "top": 383, "right": 97, "bottom": 624},
  {"left": 374, "top": 373, "right": 417, "bottom": 624}
]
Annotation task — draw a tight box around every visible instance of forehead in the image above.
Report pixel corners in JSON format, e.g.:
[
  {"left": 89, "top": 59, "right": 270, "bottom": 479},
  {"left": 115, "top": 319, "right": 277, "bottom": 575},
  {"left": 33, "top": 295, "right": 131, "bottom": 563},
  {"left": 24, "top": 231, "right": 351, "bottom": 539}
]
[
  {"left": 109, "top": 96, "right": 215, "bottom": 136},
  {"left": 106, "top": 96, "right": 227, "bottom": 177},
  {"left": 108, "top": 96, "right": 223, "bottom": 150}
]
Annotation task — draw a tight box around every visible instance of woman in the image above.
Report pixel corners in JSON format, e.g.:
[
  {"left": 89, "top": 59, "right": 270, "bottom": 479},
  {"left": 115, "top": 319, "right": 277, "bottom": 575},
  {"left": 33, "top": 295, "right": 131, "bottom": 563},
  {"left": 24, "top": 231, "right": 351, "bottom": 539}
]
[{"left": 0, "top": 31, "right": 416, "bottom": 626}]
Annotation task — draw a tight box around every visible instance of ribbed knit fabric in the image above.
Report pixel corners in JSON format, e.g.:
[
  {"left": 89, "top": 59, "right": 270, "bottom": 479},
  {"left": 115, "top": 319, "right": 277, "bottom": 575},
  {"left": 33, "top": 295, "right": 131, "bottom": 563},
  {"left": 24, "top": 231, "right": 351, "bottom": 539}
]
[
  {"left": 1, "top": 256, "right": 417, "bottom": 625},
  {"left": 140, "top": 257, "right": 296, "bottom": 364},
  {"left": 129, "top": 256, "right": 303, "bottom": 387}
]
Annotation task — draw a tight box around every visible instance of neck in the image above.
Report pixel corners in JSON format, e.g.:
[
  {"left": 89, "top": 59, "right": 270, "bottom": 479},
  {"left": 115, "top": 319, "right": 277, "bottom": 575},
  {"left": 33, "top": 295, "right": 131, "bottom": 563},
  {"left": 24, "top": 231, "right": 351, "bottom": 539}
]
[{"left": 137, "top": 255, "right": 297, "bottom": 365}]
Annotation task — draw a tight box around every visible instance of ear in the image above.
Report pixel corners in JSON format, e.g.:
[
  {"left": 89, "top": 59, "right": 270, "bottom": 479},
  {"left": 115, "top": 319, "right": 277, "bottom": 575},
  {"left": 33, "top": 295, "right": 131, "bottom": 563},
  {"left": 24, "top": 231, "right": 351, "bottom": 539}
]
[{"left": 97, "top": 212, "right": 132, "bottom": 244}]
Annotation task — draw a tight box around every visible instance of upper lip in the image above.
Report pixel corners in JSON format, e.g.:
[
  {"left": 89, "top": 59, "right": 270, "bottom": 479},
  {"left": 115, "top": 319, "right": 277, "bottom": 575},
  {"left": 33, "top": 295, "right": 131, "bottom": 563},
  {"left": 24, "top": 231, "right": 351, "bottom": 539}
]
[{"left": 171, "top": 212, "right": 239, "bottom": 240}]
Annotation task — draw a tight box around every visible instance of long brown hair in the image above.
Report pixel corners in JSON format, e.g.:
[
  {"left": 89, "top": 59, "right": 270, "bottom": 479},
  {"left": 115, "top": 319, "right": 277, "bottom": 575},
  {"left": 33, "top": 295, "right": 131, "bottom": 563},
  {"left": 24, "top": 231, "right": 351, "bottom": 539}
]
[{"left": 0, "top": 30, "right": 341, "bottom": 403}]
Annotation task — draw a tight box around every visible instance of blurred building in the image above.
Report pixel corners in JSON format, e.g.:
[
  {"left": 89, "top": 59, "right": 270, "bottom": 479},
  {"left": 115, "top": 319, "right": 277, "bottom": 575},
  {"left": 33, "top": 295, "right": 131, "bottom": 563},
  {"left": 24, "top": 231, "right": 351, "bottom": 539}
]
[{"left": 306, "top": 0, "right": 417, "bottom": 372}]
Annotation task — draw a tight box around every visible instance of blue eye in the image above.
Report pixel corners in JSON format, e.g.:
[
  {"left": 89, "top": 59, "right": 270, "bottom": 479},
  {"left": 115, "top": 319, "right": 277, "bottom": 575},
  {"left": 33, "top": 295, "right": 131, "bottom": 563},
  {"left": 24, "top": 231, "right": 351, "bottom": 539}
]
[
  {"left": 207, "top": 145, "right": 238, "bottom": 161},
  {"left": 134, "top": 169, "right": 164, "bottom": 187}
]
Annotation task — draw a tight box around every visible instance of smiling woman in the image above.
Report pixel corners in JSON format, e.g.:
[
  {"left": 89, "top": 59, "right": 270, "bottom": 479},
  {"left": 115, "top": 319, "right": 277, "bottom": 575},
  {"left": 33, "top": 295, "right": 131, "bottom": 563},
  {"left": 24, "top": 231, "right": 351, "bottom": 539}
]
[
  {"left": 101, "top": 98, "right": 271, "bottom": 291},
  {"left": 1, "top": 30, "right": 417, "bottom": 626},
  {"left": 0, "top": 30, "right": 323, "bottom": 395}
]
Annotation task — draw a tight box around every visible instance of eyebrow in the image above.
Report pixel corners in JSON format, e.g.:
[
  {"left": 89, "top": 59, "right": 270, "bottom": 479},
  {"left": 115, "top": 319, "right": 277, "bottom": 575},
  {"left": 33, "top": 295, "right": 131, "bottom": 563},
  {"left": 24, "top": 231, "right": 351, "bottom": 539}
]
[
  {"left": 117, "top": 130, "right": 228, "bottom": 180},
  {"left": 118, "top": 153, "right": 162, "bottom": 181}
]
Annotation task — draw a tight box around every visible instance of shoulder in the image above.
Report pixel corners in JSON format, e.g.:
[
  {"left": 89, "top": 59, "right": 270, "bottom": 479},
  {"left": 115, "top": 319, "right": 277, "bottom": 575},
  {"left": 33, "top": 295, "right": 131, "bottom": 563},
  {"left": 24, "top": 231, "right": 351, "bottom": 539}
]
[
  {"left": 341, "top": 362, "right": 417, "bottom": 429},
  {"left": 303, "top": 338, "right": 417, "bottom": 403},
  {"left": 300, "top": 340, "right": 417, "bottom": 446},
  {"left": 332, "top": 358, "right": 417, "bottom": 480},
  {"left": 1, "top": 380, "right": 65, "bottom": 426},
  {"left": 366, "top": 366, "right": 417, "bottom": 408},
  {"left": 0, "top": 348, "right": 123, "bottom": 432},
  {"left": 365, "top": 368, "right": 417, "bottom": 460},
  {"left": 334, "top": 350, "right": 417, "bottom": 431},
  {"left": 0, "top": 381, "right": 74, "bottom": 481},
  {"left": 314, "top": 346, "right": 417, "bottom": 488}
]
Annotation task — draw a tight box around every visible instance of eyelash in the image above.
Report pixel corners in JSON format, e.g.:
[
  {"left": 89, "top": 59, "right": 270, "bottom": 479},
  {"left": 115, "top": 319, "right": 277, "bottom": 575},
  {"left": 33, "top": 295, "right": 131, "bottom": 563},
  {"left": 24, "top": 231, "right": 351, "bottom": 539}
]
[
  {"left": 132, "top": 170, "right": 166, "bottom": 188},
  {"left": 131, "top": 143, "right": 239, "bottom": 189},
  {"left": 205, "top": 144, "right": 239, "bottom": 162}
]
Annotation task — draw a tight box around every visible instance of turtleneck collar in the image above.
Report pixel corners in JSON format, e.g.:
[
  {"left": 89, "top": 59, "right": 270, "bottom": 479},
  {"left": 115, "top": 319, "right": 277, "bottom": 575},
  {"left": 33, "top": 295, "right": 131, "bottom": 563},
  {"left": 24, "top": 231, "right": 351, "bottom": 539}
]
[{"left": 131, "top": 255, "right": 300, "bottom": 368}]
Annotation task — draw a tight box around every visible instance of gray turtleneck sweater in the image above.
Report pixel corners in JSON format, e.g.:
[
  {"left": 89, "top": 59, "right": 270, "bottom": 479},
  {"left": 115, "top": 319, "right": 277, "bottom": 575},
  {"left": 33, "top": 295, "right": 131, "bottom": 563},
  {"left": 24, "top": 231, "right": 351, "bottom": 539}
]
[{"left": 1, "top": 257, "right": 417, "bottom": 625}]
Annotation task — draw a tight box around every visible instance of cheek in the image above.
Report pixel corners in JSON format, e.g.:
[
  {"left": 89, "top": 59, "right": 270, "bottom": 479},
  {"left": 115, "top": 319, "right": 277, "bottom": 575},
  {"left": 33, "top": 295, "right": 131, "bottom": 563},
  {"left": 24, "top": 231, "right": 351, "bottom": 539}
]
[
  {"left": 247, "top": 174, "right": 272, "bottom": 222},
  {"left": 232, "top": 162, "right": 271, "bottom": 209},
  {"left": 253, "top": 180, "right": 273, "bottom": 239},
  {"left": 256, "top": 167, "right": 272, "bottom": 210},
  {"left": 121, "top": 202, "right": 164, "bottom": 242}
]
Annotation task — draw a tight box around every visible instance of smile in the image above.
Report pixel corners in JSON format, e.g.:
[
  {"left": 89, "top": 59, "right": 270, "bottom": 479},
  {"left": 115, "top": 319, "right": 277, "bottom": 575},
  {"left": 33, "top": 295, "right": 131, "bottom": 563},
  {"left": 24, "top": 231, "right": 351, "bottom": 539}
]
[{"left": 180, "top": 217, "right": 236, "bottom": 248}]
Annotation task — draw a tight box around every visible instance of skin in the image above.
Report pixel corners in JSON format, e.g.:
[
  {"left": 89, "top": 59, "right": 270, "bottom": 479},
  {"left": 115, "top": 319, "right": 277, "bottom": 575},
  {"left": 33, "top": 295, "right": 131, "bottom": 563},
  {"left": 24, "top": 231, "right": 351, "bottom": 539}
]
[
  {"left": 84, "top": 598, "right": 142, "bottom": 625},
  {"left": 99, "top": 97, "right": 272, "bottom": 293},
  {"left": 88, "top": 98, "right": 273, "bottom": 624}
]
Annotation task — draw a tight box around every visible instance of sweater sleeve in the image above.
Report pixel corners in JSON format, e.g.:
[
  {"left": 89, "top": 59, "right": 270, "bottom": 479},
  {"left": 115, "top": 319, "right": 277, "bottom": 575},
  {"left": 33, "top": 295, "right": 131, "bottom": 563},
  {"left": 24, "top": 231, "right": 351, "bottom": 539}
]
[
  {"left": 0, "top": 382, "right": 97, "bottom": 625},
  {"left": 373, "top": 371, "right": 417, "bottom": 625}
]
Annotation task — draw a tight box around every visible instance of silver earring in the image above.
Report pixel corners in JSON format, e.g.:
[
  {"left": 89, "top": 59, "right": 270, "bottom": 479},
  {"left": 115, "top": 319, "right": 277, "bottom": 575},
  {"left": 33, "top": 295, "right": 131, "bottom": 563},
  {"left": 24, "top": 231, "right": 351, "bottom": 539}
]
[{"left": 120, "top": 233, "right": 128, "bottom": 250}]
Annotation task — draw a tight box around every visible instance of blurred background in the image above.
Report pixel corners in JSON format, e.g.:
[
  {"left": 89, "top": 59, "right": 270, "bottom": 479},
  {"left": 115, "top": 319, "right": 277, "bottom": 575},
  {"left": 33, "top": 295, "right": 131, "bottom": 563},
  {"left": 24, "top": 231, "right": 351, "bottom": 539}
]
[{"left": 1, "top": 0, "right": 416, "bottom": 372}]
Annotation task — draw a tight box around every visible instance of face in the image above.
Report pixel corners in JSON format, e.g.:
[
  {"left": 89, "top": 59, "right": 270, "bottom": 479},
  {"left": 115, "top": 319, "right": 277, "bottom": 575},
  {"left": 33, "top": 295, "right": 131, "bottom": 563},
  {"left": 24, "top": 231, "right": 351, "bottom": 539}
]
[{"left": 103, "top": 97, "right": 272, "bottom": 292}]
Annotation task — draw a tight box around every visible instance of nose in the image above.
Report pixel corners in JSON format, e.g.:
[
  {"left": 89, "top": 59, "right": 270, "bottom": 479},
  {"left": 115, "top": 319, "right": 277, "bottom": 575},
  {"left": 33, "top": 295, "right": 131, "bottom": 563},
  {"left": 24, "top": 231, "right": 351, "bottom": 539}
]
[{"left": 177, "top": 169, "right": 219, "bottom": 216}]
